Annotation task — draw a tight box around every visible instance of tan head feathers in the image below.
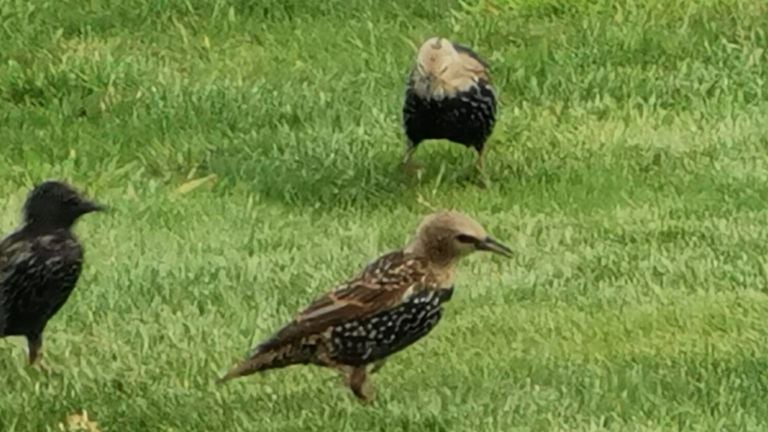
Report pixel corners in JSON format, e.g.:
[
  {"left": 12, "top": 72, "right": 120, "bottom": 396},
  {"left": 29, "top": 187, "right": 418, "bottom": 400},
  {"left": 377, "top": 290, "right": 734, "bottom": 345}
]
[
  {"left": 414, "top": 210, "right": 488, "bottom": 241},
  {"left": 405, "top": 210, "right": 512, "bottom": 266},
  {"left": 411, "top": 37, "right": 490, "bottom": 99}
]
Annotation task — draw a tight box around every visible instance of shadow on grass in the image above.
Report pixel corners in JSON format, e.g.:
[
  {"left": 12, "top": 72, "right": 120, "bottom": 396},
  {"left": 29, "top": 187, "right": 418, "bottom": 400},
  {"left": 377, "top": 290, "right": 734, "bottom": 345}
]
[
  {"left": 210, "top": 142, "right": 498, "bottom": 212},
  {"left": 151, "top": 127, "right": 764, "bottom": 217}
]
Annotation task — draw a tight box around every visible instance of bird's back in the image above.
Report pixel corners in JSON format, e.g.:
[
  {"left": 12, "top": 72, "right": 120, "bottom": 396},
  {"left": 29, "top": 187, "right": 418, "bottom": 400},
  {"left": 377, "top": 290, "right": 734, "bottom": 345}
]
[{"left": 0, "top": 227, "right": 84, "bottom": 338}]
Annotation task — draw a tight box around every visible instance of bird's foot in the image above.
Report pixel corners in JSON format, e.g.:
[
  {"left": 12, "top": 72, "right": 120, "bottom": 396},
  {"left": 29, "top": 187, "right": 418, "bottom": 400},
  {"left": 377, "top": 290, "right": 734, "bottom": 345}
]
[
  {"left": 473, "top": 170, "right": 491, "bottom": 189},
  {"left": 351, "top": 380, "right": 375, "bottom": 404},
  {"left": 401, "top": 160, "right": 424, "bottom": 177},
  {"left": 26, "top": 355, "right": 52, "bottom": 375},
  {"left": 26, "top": 339, "right": 55, "bottom": 376},
  {"left": 354, "top": 385, "right": 375, "bottom": 404},
  {"left": 470, "top": 148, "right": 492, "bottom": 183},
  {"left": 467, "top": 159, "right": 490, "bottom": 188},
  {"left": 456, "top": 167, "right": 490, "bottom": 188},
  {"left": 347, "top": 366, "right": 375, "bottom": 403},
  {"left": 34, "top": 359, "right": 52, "bottom": 375}
]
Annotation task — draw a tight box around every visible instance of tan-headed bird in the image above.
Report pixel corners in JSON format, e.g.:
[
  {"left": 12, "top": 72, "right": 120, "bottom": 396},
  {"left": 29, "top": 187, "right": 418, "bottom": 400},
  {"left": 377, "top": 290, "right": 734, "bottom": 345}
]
[
  {"left": 218, "top": 211, "right": 512, "bottom": 402},
  {"left": 402, "top": 37, "right": 497, "bottom": 170}
]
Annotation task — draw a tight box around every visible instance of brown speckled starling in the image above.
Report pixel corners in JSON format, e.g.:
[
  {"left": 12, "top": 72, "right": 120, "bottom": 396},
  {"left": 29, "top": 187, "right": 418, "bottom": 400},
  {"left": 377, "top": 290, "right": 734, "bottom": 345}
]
[
  {"left": 0, "top": 181, "right": 105, "bottom": 366},
  {"left": 402, "top": 37, "right": 497, "bottom": 170},
  {"left": 218, "top": 210, "right": 512, "bottom": 402}
]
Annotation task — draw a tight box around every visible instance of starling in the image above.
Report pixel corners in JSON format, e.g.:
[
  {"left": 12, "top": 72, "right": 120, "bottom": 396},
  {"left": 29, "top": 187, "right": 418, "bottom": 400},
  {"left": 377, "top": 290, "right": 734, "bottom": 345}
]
[
  {"left": 402, "top": 37, "right": 497, "bottom": 170},
  {"left": 0, "top": 181, "right": 105, "bottom": 366},
  {"left": 218, "top": 210, "right": 512, "bottom": 401}
]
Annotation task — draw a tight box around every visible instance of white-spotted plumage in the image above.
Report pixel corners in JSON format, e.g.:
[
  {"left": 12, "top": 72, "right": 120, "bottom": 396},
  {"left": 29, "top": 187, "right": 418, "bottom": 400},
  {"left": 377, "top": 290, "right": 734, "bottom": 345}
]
[{"left": 219, "top": 211, "right": 512, "bottom": 402}]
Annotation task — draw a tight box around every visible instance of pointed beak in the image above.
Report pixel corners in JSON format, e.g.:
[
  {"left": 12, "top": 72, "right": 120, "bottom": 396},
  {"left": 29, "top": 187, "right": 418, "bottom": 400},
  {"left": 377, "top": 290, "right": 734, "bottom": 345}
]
[
  {"left": 477, "top": 236, "right": 513, "bottom": 258},
  {"left": 80, "top": 200, "right": 107, "bottom": 214}
]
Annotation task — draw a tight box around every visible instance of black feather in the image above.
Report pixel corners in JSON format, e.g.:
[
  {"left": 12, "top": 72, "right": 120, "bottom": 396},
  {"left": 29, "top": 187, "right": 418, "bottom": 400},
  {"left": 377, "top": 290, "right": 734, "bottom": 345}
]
[
  {"left": 403, "top": 82, "right": 496, "bottom": 153},
  {"left": 0, "top": 181, "right": 103, "bottom": 363},
  {"left": 452, "top": 42, "right": 491, "bottom": 69}
]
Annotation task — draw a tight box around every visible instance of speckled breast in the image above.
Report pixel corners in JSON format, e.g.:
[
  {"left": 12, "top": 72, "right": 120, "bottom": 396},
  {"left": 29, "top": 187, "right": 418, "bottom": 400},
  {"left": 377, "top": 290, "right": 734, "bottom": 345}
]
[
  {"left": 330, "top": 287, "right": 454, "bottom": 366},
  {"left": 403, "top": 84, "right": 496, "bottom": 149}
]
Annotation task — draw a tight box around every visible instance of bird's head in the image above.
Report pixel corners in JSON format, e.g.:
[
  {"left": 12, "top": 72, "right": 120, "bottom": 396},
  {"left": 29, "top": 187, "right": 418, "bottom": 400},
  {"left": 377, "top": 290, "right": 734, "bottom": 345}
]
[
  {"left": 23, "top": 181, "right": 106, "bottom": 230},
  {"left": 405, "top": 210, "right": 512, "bottom": 266},
  {"left": 412, "top": 37, "right": 488, "bottom": 99},
  {"left": 415, "top": 37, "right": 456, "bottom": 78}
]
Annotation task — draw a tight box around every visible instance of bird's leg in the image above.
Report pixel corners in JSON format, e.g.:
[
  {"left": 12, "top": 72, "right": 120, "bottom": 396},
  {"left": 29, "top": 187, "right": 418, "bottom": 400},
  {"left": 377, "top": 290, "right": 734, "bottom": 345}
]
[
  {"left": 327, "top": 364, "right": 353, "bottom": 385},
  {"left": 402, "top": 139, "right": 416, "bottom": 164},
  {"left": 346, "top": 366, "right": 374, "bottom": 403},
  {"left": 473, "top": 147, "right": 490, "bottom": 188},
  {"left": 26, "top": 334, "right": 50, "bottom": 372},
  {"left": 26, "top": 334, "right": 42, "bottom": 365},
  {"left": 401, "top": 140, "right": 422, "bottom": 174},
  {"left": 328, "top": 365, "right": 371, "bottom": 400},
  {"left": 474, "top": 147, "right": 485, "bottom": 172},
  {"left": 369, "top": 359, "right": 387, "bottom": 375}
]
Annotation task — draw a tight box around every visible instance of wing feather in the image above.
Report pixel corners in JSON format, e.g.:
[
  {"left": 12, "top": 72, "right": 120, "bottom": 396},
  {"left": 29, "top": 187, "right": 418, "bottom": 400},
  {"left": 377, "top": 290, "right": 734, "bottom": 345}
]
[
  {"left": 258, "top": 251, "right": 433, "bottom": 350},
  {"left": 452, "top": 42, "right": 490, "bottom": 69}
]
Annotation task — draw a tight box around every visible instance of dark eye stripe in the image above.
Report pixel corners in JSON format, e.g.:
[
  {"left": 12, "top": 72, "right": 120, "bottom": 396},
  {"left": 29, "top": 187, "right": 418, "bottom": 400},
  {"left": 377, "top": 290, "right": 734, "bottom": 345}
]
[{"left": 456, "top": 234, "right": 477, "bottom": 244}]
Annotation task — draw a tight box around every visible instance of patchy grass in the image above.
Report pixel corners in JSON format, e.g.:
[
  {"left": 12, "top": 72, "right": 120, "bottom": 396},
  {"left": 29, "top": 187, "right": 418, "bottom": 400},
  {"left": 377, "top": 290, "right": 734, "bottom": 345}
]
[{"left": 1, "top": 0, "right": 768, "bottom": 430}]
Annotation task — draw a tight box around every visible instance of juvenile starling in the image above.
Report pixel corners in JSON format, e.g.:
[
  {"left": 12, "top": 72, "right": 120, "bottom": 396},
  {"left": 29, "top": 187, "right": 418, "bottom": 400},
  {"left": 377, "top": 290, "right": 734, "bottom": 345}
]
[
  {"left": 402, "top": 37, "right": 497, "bottom": 170},
  {"left": 0, "top": 181, "right": 105, "bottom": 366},
  {"left": 218, "top": 210, "right": 512, "bottom": 401}
]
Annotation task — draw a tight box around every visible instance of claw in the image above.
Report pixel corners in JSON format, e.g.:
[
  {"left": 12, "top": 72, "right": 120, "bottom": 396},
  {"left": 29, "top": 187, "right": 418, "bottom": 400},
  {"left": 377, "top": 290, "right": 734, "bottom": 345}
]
[{"left": 347, "top": 367, "right": 375, "bottom": 403}]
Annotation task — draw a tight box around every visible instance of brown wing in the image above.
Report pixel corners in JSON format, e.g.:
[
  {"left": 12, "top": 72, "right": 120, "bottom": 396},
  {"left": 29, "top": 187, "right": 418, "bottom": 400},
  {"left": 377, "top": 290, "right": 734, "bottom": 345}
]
[{"left": 257, "top": 251, "right": 433, "bottom": 351}]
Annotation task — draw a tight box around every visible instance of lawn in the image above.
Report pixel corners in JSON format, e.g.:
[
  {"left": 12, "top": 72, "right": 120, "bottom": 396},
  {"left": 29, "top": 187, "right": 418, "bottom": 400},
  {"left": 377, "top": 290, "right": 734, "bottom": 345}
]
[{"left": 1, "top": 0, "right": 768, "bottom": 430}]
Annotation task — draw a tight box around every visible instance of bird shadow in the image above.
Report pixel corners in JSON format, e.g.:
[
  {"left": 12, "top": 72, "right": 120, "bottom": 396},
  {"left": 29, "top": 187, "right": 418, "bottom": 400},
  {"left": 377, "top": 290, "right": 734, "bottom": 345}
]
[{"left": 211, "top": 144, "right": 490, "bottom": 213}]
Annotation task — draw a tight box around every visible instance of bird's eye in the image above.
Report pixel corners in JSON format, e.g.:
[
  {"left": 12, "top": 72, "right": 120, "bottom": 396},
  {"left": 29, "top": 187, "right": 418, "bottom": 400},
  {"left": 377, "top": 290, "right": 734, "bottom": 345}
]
[
  {"left": 64, "top": 196, "right": 80, "bottom": 206},
  {"left": 455, "top": 234, "right": 477, "bottom": 244}
]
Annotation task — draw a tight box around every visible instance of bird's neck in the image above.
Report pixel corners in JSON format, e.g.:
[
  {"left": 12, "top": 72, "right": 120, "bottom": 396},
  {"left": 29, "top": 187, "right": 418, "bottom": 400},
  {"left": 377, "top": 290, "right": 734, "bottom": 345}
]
[
  {"left": 404, "top": 239, "right": 458, "bottom": 288},
  {"left": 21, "top": 220, "right": 72, "bottom": 236}
]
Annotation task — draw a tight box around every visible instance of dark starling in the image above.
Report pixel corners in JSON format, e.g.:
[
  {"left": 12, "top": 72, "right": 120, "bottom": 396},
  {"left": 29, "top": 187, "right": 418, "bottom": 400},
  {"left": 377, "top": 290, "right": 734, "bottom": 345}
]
[
  {"left": 218, "top": 210, "right": 512, "bottom": 402},
  {"left": 402, "top": 37, "right": 497, "bottom": 170},
  {"left": 0, "top": 181, "right": 105, "bottom": 366}
]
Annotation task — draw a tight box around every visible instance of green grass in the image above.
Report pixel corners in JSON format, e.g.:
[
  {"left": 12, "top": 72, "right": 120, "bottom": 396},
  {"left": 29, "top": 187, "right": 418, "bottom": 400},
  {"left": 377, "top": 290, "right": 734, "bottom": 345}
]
[{"left": 2, "top": 0, "right": 768, "bottom": 430}]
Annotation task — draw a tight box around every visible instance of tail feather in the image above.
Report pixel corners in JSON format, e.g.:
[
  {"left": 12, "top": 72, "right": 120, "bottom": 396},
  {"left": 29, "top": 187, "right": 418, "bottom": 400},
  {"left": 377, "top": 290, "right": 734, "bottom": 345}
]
[{"left": 216, "top": 342, "right": 315, "bottom": 384}]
